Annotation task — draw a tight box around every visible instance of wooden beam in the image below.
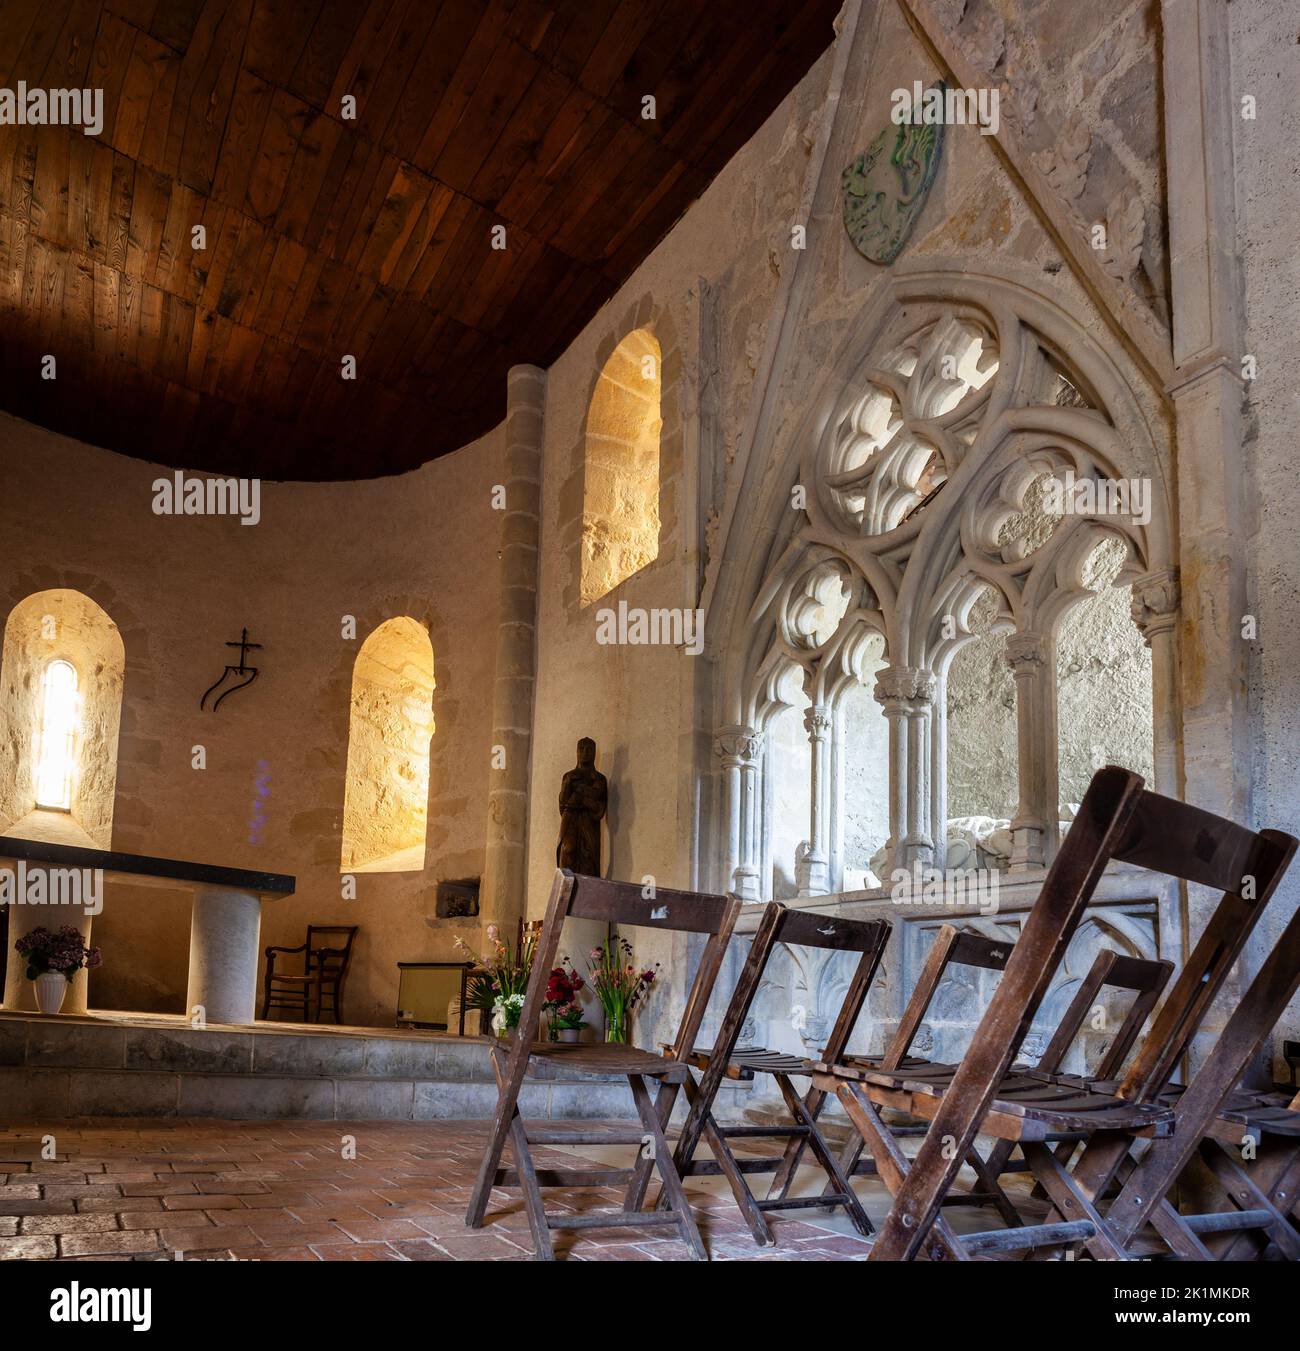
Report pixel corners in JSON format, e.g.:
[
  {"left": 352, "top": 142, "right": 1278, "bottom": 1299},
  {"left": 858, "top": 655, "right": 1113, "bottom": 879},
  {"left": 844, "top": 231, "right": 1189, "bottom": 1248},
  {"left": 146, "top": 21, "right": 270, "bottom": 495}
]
[{"left": 896, "top": 0, "right": 1175, "bottom": 398}]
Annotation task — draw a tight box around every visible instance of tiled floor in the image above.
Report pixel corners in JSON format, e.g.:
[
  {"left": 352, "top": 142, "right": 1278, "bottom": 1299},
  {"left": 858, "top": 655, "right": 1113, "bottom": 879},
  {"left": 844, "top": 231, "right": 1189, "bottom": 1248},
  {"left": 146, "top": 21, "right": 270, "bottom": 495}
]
[{"left": 0, "top": 1117, "right": 896, "bottom": 1261}]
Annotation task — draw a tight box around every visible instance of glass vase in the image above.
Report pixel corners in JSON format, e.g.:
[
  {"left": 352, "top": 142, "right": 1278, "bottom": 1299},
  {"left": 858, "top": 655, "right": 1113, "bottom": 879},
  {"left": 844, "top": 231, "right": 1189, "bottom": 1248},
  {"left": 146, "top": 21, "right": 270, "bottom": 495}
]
[{"left": 605, "top": 1007, "right": 629, "bottom": 1044}]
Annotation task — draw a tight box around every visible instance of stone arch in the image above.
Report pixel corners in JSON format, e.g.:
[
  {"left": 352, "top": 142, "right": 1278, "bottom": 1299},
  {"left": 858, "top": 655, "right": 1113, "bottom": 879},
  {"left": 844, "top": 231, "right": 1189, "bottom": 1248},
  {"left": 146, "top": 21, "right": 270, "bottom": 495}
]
[
  {"left": 0, "top": 588, "right": 125, "bottom": 848},
  {"left": 709, "top": 260, "right": 1175, "bottom": 898},
  {"left": 340, "top": 616, "right": 435, "bottom": 873},
  {"left": 561, "top": 298, "right": 683, "bottom": 611}
]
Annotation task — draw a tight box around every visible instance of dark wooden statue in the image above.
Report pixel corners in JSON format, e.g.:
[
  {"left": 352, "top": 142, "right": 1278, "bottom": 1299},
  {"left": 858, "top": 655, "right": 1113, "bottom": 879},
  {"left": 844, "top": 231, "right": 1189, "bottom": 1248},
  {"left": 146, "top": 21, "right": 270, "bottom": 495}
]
[{"left": 556, "top": 737, "right": 607, "bottom": 877}]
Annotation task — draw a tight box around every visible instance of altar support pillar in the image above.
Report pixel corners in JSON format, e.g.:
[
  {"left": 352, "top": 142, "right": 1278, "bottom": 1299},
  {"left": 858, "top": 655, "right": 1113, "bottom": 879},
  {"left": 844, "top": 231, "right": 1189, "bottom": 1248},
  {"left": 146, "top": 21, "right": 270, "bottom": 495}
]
[
  {"left": 482, "top": 365, "right": 546, "bottom": 936},
  {"left": 187, "top": 886, "right": 261, "bottom": 1025}
]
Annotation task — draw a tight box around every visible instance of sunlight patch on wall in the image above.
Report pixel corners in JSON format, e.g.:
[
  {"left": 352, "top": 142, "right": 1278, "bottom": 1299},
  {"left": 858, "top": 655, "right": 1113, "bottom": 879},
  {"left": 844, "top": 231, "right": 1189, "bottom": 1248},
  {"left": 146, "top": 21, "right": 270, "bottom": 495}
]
[{"left": 340, "top": 617, "right": 435, "bottom": 873}]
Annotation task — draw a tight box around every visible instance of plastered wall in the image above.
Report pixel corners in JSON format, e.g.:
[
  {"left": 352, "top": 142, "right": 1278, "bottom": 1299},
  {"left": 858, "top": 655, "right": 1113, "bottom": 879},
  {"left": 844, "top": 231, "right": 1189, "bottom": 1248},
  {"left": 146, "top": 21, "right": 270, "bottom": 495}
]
[{"left": 0, "top": 411, "right": 503, "bottom": 1025}]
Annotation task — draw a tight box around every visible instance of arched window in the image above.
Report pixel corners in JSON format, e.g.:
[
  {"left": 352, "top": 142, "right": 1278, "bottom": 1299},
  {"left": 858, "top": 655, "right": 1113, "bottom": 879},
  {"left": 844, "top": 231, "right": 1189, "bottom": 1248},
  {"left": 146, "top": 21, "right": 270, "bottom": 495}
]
[
  {"left": 340, "top": 617, "right": 435, "bottom": 873},
  {"left": 0, "top": 589, "right": 124, "bottom": 848},
  {"left": 581, "top": 328, "right": 662, "bottom": 605},
  {"left": 35, "top": 660, "right": 79, "bottom": 810},
  {"left": 718, "top": 279, "right": 1171, "bottom": 901}
]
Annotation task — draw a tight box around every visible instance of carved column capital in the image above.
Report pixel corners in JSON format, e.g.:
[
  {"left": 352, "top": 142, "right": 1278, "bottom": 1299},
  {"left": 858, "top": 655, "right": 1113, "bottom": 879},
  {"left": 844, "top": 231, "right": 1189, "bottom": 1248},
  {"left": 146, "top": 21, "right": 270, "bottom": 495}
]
[
  {"left": 1005, "top": 631, "right": 1049, "bottom": 674},
  {"left": 713, "top": 726, "right": 762, "bottom": 765},
  {"left": 873, "top": 665, "right": 935, "bottom": 706},
  {"left": 803, "top": 705, "right": 832, "bottom": 740},
  {"left": 1130, "top": 569, "right": 1180, "bottom": 646}
]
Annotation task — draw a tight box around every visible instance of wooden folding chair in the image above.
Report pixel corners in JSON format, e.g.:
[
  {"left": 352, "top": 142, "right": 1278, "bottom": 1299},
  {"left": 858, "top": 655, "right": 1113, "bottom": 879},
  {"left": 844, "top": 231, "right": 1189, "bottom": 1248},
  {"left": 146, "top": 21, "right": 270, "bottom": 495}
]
[
  {"left": 658, "top": 902, "right": 890, "bottom": 1245},
  {"left": 826, "top": 926, "right": 1173, "bottom": 1224},
  {"left": 464, "top": 869, "right": 741, "bottom": 1260},
  {"left": 808, "top": 765, "right": 1295, "bottom": 1260}
]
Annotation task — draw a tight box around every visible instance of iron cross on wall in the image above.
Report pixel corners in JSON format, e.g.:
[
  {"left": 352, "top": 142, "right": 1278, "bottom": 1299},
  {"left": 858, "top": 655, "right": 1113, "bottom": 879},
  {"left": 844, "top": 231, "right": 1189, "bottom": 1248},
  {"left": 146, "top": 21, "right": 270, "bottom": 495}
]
[{"left": 200, "top": 628, "right": 263, "bottom": 711}]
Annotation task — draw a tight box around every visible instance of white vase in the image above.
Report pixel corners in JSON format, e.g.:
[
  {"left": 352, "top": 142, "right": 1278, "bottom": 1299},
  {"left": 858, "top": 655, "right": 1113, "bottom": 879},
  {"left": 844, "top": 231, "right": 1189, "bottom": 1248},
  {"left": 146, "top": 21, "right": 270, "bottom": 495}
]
[
  {"left": 559, "top": 1028, "right": 581, "bottom": 1044},
  {"left": 34, "top": 972, "right": 68, "bottom": 1015}
]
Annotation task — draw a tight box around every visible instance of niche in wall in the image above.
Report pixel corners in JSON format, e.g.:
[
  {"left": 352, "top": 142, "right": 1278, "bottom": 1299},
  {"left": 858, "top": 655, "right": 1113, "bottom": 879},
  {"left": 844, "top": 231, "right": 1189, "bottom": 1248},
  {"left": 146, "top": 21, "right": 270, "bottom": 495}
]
[
  {"left": 340, "top": 617, "right": 435, "bottom": 873},
  {"left": 580, "top": 327, "right": 662, "bottom": 605},
  {"left": 0, "top": 589, "right": 124, "bottom": 848}
]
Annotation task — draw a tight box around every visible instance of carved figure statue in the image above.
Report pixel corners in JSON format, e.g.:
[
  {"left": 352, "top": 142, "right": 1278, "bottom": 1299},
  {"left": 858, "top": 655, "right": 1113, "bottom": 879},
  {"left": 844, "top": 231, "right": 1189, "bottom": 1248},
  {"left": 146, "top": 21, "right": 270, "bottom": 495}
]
[{"left": 557, "top": 737, "right": 608, "bottom": 877}]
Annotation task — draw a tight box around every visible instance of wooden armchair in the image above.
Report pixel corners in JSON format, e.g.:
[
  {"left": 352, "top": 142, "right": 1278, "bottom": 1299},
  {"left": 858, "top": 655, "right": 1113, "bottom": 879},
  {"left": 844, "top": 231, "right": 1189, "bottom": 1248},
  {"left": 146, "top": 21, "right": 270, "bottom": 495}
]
[{"left": 261, "top": 924, "right": 359, "bottom": 1024}]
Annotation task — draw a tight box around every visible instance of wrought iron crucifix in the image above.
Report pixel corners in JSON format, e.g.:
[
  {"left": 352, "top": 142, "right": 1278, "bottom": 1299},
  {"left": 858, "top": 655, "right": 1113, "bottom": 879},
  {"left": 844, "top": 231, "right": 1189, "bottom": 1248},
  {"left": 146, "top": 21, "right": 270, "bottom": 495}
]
[{"left": 200, "top": 627, "right": 263, "bottom": 711}]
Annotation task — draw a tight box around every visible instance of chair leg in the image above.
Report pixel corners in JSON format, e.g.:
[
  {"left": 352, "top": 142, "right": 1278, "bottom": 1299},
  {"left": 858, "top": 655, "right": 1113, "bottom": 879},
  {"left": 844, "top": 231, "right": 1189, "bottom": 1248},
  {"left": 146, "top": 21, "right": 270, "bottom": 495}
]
[
  {"left": 769, "top": 1083, "right": 826, "bottom": 1200},
  {"left": 1020, "top": 1142, "right": 1132, "bottom": 1261},
  {"left": 674, "top": 1073, "right": 773, "bottom": 1245},
  {"left": 836, "top": 1082, "right": 968, "bottom": 1261},
  {"left": 623, "top": 1079, "right": 680, "bottom": 1212},
  {"left": 773, "top": 1074, "right": 873, "bottom": 1237},
  {"left": 629, "top": 1075, "right": 707, "bottom": 1260},
  {"left": 508, "top": 1112, "right": 555, "bottom": 1261}
]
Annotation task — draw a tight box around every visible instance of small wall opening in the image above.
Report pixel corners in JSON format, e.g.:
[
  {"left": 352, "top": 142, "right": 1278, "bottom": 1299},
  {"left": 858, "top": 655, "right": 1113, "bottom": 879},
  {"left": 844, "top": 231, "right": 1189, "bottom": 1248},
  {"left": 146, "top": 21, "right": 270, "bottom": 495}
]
[
  {"left": 765, "top": 676, "right": 812, "bottom": 901},
  {"left": 341, "top": 617, "right": 435, "bottom": 873},
  {"left": 581, "top": 328, "right": 662, "bottom": 605},
  {"left": 944, "top": 587, "right": 1017, "bottom": 867},
  {"left": 839, "top": 637, "right": 890, "bottom": 888},
  {"left": 0, "top": 589, "right": 124, "bottom": 848},
  {"left": 1056, "top": 537, "right": 1154, "bottom": 805}
]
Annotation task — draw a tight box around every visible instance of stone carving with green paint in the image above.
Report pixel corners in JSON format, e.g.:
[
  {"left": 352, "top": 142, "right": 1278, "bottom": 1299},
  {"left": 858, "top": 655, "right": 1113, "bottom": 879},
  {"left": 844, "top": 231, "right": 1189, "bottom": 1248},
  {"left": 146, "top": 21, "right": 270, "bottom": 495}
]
[{"left": 842, "top": 102, "right": 945, "bottom": 265}]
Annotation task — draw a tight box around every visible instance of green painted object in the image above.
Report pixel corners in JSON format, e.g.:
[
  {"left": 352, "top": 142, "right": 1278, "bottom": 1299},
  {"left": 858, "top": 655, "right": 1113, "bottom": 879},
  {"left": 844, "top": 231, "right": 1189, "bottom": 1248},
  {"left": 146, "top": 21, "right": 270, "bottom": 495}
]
[{"left": 842, "top": 89, "right": 946, "bottom": 265}]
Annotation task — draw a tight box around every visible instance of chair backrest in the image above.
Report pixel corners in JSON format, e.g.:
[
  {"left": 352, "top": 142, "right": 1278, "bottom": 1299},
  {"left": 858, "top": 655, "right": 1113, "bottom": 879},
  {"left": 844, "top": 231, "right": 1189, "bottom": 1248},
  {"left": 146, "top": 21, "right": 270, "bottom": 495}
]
[
  {"left": 881, "top": 922, "right": 1170, "bottom": 1079},
  {"left": 870, "top": 764, "right": 1298, "bottom": 1260},
  {"left": 672, "top": 901, "right": 890, "bottom": 1171},
  {"left": 508, "top": 870, "right": 742, "bottom": 1065},
  {"left": 1036, "top": 948, "right": 1172, "bottom": 1081},
  {"left": 772, "top": 908, "right": 892, "bottom": 1066},
  {"left": 306, "top": 925, "right": 358, "bottom": 978},
  {"left": 1108, "top": 792, "right": 1296, "bottom": 1103},
  {"left": 881, "top": 925, "right": 1011, "bottom": 1071}
]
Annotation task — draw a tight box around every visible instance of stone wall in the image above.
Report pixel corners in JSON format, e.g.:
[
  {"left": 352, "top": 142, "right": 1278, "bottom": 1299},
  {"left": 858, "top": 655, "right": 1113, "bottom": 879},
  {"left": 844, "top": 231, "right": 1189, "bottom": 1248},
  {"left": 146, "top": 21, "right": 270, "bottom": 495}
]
[
  {"left": 1232, "top": 0, "right": 1300, "bottom": 1053},
  {"left": 0, "top": 411, "right": 504, "bottom": 1025}
]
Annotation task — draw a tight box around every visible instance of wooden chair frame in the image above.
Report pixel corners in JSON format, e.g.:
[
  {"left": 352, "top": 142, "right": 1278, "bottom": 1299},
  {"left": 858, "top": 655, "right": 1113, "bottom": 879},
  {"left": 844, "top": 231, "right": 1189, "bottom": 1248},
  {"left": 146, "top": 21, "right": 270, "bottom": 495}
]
[
  {"left": 261, "top": 924, "right": 358, "bottom": 1023},
  {"left": 465, "top": 869, "right": 741, "bottom": 1260},
  {"left": 660, "top": 902, "right": 891, "bottom": 1245},
  {"left": 809, "top": 766, "right": 1295, "bottom": 1260}
]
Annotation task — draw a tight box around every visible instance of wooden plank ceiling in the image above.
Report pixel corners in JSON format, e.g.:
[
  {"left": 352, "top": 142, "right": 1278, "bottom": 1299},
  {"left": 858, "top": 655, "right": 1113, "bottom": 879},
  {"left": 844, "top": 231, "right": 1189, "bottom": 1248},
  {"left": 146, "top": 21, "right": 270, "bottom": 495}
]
[{"left": 0, "top": 0, "right": 840, "bottom": 480}]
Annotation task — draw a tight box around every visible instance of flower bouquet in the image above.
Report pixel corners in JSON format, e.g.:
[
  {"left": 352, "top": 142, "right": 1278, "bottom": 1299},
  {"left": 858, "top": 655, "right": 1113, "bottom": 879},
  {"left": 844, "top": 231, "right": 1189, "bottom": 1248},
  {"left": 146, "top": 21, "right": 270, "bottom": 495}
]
[
  {"left": 544, "top": 964, "right": 586, "bottom": 1042},
  {"left": 15, "top": 925, "right": 102, "bottom": 1015},
  {"left": 454, "top": 923, "right": 536, "bottom": 1038},
  {"left": 585, "top": 932, "right": 659, "bottom": 1044}
]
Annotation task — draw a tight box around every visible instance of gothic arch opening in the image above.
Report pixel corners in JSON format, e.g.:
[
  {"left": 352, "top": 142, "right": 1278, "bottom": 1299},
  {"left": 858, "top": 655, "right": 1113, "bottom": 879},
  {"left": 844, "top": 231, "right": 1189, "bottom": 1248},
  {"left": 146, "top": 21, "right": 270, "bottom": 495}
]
[
  {"left": 581, "top": 327, "right": 662, "bottom": 605},
  {"left": 340, "top": 617, "right": 435, "bottom": 873},
  {"left": 1055, "top": 536, "right": 1154, "bottom": 808},
  {"left": 0, "top": 589, "right": 125, "bottom": 848}
]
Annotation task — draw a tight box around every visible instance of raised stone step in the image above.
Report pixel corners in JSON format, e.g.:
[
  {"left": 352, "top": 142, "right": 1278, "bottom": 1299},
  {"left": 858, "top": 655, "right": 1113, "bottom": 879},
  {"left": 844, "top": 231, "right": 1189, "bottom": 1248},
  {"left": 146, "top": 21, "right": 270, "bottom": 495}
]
[{"left": 0, "top": 1011, "right": 752, "bottom": 1122}]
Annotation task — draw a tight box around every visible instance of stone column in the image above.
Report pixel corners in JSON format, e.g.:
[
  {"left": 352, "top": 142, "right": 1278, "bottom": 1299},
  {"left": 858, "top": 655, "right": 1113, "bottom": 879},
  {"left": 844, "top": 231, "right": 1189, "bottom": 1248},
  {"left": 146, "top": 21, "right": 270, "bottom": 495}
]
[
  {"left": 481, "top": 365, "right": 546, "bottom": 935},
  {"left": 1, "top": 867, "right": 96, "bottom": 1015},
  {"left": 903, "top": 672, "right": 935, "bottom": 866},
  {"left": 796, "top": 704, "right": 832, "bottom": 896},
  {"left": 1006, "top": 632, "right": 1054, "bottom": 871},
  {"left": 930, "top": 673, "right": 949, "bottom": 868},
  {"left": 187, "top": 886, "right": 261, "bottom": 1025},
  {"left": 1131, "top": 570, "right": 1181, "bottom": 798},
  {"left": 715, "top": 727, "right": 761, "bottom": 900},
  {"left": 873, "top": 666, "right": 934, "bottom": 872}
]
